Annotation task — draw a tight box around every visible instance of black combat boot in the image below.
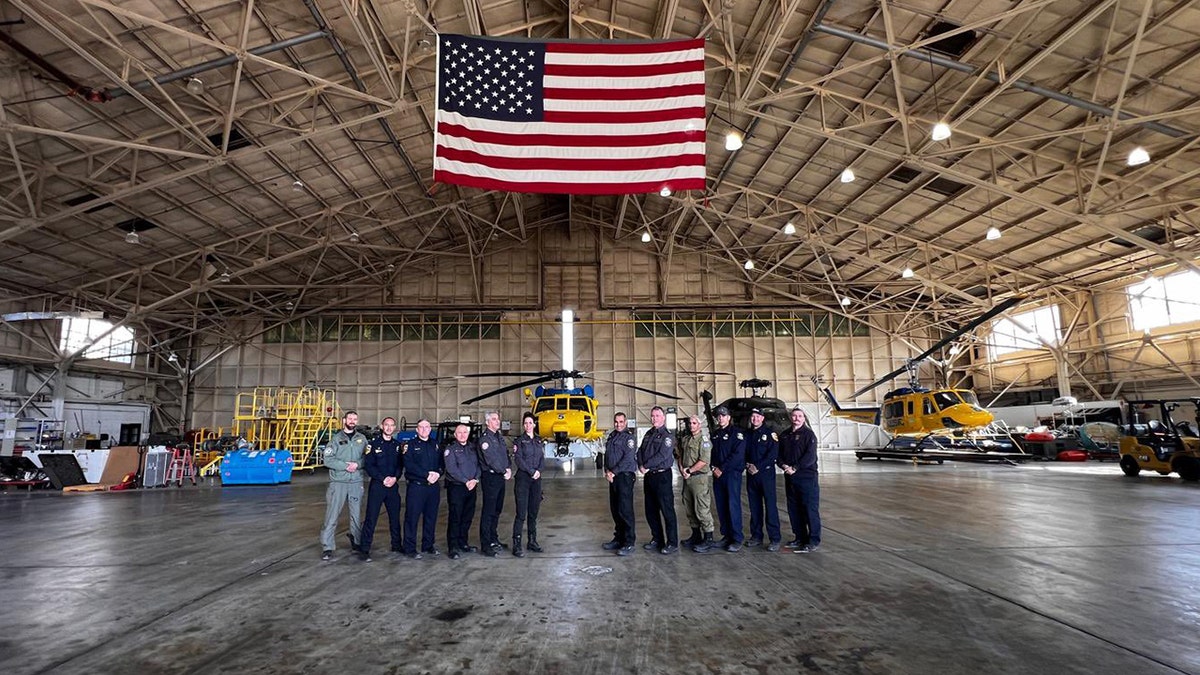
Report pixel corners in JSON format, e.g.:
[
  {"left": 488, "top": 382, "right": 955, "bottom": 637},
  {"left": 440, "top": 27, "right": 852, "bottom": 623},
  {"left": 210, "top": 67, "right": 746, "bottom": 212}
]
[
  {"left": 527, "top": 528, "right": 543, "bottom": 553},
  {"left": 683, "top": 527, "right": 701, "bottom": 547},
  {"left": 513, "top": 535, "right": 525, "bottom": 558},
  {"left": 692, "top": 531, "right": 715, "bottom": 553}
]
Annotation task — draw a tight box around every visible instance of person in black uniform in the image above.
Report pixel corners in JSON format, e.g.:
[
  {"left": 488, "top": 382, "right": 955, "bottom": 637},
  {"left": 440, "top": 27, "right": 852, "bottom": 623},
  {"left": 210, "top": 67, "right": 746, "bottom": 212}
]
[
  {"left": 710, "top": 405, "right": 746, "bottom": 553},
  {"left": 778, "top": 407, "right": 821, "bottom": 553},
  {"left": 603, "top": 412, "right": 638, "bottom": 556},
  {"left": 744, "top": 409, "right": 782, "bottom": 552},
  {"left": 444, "top": 422, "right": 480, "bottom": 560},
  {"left": 358, "top": 416, "right": 404, "bottom": 562},
  {"left": 477, "top": 411, "right": 511, "bottom": 557},
  {"left": 403, "top": 419, "right": 442, "bottom": 560},
  {"left": 639, "top": 406, "right": 679, "bottom": 555},
  {"left": 510, "top": 411, "right": 544, "bottom": 557}
]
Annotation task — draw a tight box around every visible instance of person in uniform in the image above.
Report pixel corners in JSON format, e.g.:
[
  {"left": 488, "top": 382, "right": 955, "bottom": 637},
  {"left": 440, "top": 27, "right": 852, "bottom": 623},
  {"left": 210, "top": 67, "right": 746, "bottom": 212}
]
[
  {"left": 709, "top": 406, "right": 746, "bottom": 553},
  {"left": 320, "top": 410, "right": 368, "bottom": 560},
  {"left": 358, "top": 416, "right": 404, "bottom": 562},
  {"left": 778, "top": 406, "right": 821, "bottom": 553},
  {"left": 478, "top": 411, "right": 511, "bottom": 557},
  {"left": 403, "top": 419, "right": 442, "bottom": 560},
  {"left": 510, "top": 411, "right": 544, "bottom": 557},
  {"left": 744, "top": 409, "right": 782, "bottom": 552},
  {"left": 638, "top": 405, "right": 679, "bottom": 554},
  {"left": 602, "top": 412, "right": 638, "bottom": 556},
  {"left": 444, "top": 422, "right": 480, "bottom": 560},
  {"left": 676, "top": 414, "right": 715, "bottom": 552}
]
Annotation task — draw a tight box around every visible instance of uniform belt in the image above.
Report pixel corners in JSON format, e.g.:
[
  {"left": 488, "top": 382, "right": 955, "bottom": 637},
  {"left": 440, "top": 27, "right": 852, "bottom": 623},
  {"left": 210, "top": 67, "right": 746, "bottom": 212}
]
[
  {"left": 485, "top": 469, "right": 503, "bottom": 474},
  {"left": 649, "top": 468, "right": 670, "bottom": 474}
]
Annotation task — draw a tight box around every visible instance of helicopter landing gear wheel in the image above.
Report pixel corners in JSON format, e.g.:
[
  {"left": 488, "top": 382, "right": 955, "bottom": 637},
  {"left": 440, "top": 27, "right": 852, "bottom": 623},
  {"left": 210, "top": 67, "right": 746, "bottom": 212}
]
[{"left": 1119, "top": 455, "right": 1140, "bottom": 477}]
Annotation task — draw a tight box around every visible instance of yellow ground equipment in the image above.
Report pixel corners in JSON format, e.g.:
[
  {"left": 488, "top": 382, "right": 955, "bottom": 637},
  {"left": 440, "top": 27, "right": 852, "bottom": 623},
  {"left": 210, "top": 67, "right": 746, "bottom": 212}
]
[
  {"left": 1119, "top": 400, "right": 1200, "bottom": 482},
  {"left": 230, "top": 387, "right": 340, "bottom": 471}
]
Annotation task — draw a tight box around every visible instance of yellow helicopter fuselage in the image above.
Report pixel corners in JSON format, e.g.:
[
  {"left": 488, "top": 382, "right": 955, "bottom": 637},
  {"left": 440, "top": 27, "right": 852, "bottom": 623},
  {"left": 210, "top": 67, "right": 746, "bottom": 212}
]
[
  {"left": 527, "top": 391, "right": 603, "bottom": 443},
  {"left": 821, "top": 386, "right": 994, "bottom": 437}
]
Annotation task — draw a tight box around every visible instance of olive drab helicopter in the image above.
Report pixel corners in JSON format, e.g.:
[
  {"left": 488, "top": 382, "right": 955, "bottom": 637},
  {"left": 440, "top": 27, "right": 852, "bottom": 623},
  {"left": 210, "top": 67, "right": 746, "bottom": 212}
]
[
  {"left": 701, "top": 378, "right": 791, "bottom": 433},
  {"left": 814, "top": 296, "right": 1024, "bottom": 442}
]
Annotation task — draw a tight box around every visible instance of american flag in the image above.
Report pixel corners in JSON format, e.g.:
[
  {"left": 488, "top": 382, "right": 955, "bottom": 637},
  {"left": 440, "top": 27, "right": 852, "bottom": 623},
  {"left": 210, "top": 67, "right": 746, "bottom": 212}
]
[{"left": 433, "top": 34, "right": 707, "bottom": 195}]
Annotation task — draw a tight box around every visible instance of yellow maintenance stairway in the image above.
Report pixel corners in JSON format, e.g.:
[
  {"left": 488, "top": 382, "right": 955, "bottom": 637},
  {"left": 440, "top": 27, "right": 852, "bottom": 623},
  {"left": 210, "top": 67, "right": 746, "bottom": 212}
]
[{"left": 229, "top": 387, "right": 340, "bottom": 471}]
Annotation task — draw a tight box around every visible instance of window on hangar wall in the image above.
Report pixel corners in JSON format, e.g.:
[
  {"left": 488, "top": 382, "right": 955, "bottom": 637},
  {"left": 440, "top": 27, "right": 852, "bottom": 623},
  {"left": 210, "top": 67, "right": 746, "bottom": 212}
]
[
  {"left": 59, "top": 317, "right": 136, "bottom": 364},
  {"left": 990, "top": 305, "right": 1061, "bottom": 359},
  {"left": 1128, "top": 270, "right": 1200, "bottom": 331}
]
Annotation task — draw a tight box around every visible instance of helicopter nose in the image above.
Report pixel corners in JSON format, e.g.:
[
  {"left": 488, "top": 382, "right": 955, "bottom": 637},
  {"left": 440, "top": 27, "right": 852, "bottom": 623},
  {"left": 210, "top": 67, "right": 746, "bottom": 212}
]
[{"left": 959, "top": 408, "right": 994, "bottom": 428}]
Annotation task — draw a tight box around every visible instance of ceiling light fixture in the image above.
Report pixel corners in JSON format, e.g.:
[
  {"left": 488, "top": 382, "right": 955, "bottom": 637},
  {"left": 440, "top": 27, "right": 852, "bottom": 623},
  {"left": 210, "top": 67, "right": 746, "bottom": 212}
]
[
  {"left": 839, "top": 297, "right": 851, "bottom": 307},
  {"left": 167, "top": 352, "right": 178, "bottom": 363},
  {"left": 724, "top": 129, "right": 743, "bottom": 151},
  {"left": 782, "top": 221, "right": 796, "bottom": 235},
  {"left": 931, "top": 121, "right": 952, "bottom": 142},
  {"left": 1127, "top": 146, "right": 1150, "bottom": 166},
  {"left": 901, "top": 267, "right": 914, "bottom": 279},
  {"left": 348, "top": 231, "right": 360, "bottom": 244},
  {"left": 186, "top": 77, "right": 204, "bottom": 95},
  {"left": 641, "top": 230, "right": 652, "bottom": 243},
  {"left": 986, "top": 226, "right": 1002, "bottom": 241},
  {"left": 386, "top": 263, "right": 395, "bottom": 272},
  {"left": 124, "top": 229, "right": 140, "bottom": 245},
  {"left": 928, "top": 57, "right": 952, "bottom": 143},
  {"left": 659, "top": 186, "right": 671, "bottom": 197},
  {"left": 839, "top": 167, "right": 856, "bottom": 183},
  {"left": 219, "top": 270, "right": 231, "bottom": 284},
  {"left": 291, "top": 179, "right": 305, "bottom": 193},
  {"left": 744, "top": 259, "right": 755, "bottom": 270}
]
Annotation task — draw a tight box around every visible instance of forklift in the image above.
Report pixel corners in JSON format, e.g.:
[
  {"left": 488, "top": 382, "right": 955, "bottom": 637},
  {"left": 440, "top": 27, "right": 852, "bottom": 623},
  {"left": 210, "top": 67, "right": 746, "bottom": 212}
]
[{"left": 1118, "top": 399, "right": 1200, "bottom": 482}]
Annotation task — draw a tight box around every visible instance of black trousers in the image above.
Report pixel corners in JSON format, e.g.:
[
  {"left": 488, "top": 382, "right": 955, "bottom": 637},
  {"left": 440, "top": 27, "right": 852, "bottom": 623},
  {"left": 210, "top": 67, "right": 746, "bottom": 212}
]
[
  {"left": 360, "top": 479, "right": 401, "bottom": 554},
  {"left": 446, "top": 482, "right": 477, "bottom": 552},
  {"left": 479, "top": 472, "right": 506, "bottom": 548},
  {"left": 788, "top": 474, "right": 822, "bottom": 546},
  {"left": 403, "top": 481, "right": 439, "bottom": 554},
  {"left": 609, "top": 472, "right": 636, "bottom": 546},
  {"left": 643, "top": 469, "right": 678, "bottom": 546},
  {"left": 746, "top": 470, "right": 781, "bottom": 543},
  {"left": 512, "top": 471, "right": 542, "bottom": 540}
]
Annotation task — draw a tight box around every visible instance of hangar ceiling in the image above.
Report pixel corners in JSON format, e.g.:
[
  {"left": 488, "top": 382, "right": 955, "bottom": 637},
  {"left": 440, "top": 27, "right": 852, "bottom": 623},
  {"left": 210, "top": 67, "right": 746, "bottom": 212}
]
[{"left": 1, "top": 0, "right": 1198, "bottom": 351}]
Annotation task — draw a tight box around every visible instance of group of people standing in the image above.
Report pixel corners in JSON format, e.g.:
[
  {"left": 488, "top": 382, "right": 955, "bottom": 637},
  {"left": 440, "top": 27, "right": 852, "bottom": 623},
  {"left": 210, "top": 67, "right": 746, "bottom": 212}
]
[
  {"left": 319, "top": 409, "right": 544, "bottom": 562},
  {"left": 603, "top": 404, "right": 822, "bottom": 556},
  {"left": 318, "top": 402, "right": 822, "bottom": 562}
]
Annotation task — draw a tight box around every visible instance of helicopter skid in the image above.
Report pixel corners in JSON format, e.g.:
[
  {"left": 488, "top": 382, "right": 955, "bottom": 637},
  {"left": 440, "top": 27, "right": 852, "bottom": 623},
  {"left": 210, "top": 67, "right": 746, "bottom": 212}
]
[{"left": 543, "top": 439, "right": 601, "bottom": 461}]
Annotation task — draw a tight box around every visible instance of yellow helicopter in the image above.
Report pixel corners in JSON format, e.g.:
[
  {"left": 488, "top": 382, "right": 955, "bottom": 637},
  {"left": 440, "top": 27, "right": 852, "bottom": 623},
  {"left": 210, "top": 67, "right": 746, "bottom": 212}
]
[
  {"left": 460, "top": 311, "right": 678, "bottom": 459},
  {"left": 815, "top": 296, "right": 1024, "bottom": 440}
]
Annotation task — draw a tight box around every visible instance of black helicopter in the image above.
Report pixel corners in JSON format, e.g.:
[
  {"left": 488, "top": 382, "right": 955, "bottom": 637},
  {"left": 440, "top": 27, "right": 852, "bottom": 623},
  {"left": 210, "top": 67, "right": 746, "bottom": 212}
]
[{"left": 701, "top": 379, "right": 792, "bottom": 433}]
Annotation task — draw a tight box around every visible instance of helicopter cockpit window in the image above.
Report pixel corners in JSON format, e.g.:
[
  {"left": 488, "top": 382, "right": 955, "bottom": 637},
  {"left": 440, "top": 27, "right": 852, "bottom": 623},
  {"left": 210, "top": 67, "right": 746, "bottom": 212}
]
[
  {"left": 568, "top": 397, "right": 589, "bottom": 412},
  {"left": 958, "top": 391, "right": 980, "bottom": 407},
  {"left": 923, "top": 397, "right": 935, "bottom": 415},
  {"left": 933, "top": 392, "right": 962, "bottom": 410},
  {"left": 534, "top": 399, "right": 556, "bottom": 413}
]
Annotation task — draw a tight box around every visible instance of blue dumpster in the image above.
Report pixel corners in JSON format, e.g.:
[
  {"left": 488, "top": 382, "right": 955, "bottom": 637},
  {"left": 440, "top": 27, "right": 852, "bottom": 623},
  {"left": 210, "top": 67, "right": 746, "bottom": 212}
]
[{"left": 221, "top": 448, "right": 293, "bottom": 485}]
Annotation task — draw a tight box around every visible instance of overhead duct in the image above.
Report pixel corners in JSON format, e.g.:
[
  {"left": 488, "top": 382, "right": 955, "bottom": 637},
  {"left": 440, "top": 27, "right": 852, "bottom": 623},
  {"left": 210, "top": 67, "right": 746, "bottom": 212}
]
[{"left": 813, "top": 23, "right": 1187, "bottom": 139}]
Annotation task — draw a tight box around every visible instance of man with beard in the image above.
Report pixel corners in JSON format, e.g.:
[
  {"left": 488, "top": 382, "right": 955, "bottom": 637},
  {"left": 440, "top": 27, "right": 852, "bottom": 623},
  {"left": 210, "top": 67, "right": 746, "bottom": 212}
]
[
  {"left": 602, "top": 412, "right": 638, "bottom": 556},
  {"left": 320, "top": 410, "right": 368, "bottom": 560}
]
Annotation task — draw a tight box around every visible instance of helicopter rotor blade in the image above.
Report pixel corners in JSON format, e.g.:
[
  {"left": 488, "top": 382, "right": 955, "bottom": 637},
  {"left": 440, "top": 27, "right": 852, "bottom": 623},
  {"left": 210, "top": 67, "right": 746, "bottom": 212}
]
[
  {"left": 460, "top": 376, "right": 556, "bottom": 406},
  {"left": 849, "top": 296, "right": 1025, "bottom": 398},
  {"left": 590, "top": 377, "right": 680, "bottom": 400}
]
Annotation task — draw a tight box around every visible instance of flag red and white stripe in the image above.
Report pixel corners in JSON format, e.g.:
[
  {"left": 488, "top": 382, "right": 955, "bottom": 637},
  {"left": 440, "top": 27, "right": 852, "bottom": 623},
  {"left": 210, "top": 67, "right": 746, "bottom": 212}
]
[{"left": 434, "top": 35, "right": 707, "bottom": 195}]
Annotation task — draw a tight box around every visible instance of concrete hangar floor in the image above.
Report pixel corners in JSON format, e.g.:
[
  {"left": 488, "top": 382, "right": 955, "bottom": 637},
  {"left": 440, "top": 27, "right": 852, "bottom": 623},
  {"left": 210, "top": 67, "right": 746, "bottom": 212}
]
[{"left": 1, "top": 454, "right": 1197, "bottom": 674}]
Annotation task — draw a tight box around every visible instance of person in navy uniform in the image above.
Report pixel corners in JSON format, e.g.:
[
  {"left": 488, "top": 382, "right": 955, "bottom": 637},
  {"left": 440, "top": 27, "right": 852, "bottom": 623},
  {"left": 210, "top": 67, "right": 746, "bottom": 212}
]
[
  {"left": 602, "top": 412, "right": 638, "bottom": 556},
  {"left": 638, "top": 406, "right": 679, "bottom": 555},
  {"left": 778, "top": 407, "right": 821, "bottom": 553},
  {"left": 510, "top": 411, "right": 544, "bottom": 557},
  {"left": 402, "top": 419, "right": 442, "bottom": 560},
  {"left": 444, "top": 422, "right": 480, "bottom": 560},
  {"left": 358, "top": 416, "right": 404, "bottom": 562},
  {"left": 744, "top": 409, "right": 782, "bottom": 552},
  {"left": 709, "top": 406, "right": 746, "bottom": 553},
  {"left": 477, "top": 411, "right": 511, "bottom": 557}
]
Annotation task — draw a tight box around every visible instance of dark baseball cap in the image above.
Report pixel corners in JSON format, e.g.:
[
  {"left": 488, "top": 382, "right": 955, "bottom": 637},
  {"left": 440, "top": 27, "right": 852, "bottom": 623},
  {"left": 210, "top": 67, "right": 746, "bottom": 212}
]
[
  {"left": 713, "top": 405, "right": 730, "bottom": 416},
  {"left": 750, "top": 408, "right": 763, "bottom": 416}
]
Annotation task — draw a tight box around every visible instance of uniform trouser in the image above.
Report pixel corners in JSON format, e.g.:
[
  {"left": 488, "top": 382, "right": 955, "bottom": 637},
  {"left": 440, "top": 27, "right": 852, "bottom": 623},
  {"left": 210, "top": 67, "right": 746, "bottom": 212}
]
[
  {"left": 609, "top": 472, "right": 636, "bottom": 546},
  {"left": 446, "top": 482, "right": 477, "bottom": 552},
  {"left": 713, "top": 472, "right": 744, "bottom": 544},
  {"left": 788, "top": 474, "right": 821, "bottom": 545},
  {"left": 404, "top": 481, "right": 440, "bottom": 554},
  {"left": 360, "top": 480, "right": 402, "bottom": 554},
  {"left": 480, "top": 472, "right": 506, "bottom": 548},
  {"left": 512, "top": 471, "right": 542, "bottom": 540},
  {"left": 643, "top": 470, "right": 678, "bottom": 546},
  {"left": 681, "top": 473, "right": 715, "bottom": 533},
  {"left": 320, "top": 480, "right": 363, "bottom": 551},
  {"left": 746, "top": 470, "right": 782, "bottom": 543}
]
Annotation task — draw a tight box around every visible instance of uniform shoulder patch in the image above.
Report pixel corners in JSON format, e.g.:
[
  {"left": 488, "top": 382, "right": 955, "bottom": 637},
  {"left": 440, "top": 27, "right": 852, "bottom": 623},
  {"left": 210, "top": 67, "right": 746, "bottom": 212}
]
[
  {"left": 664, "top": 436, "right": 674, "bottom": 447},
  {"left": 481, "top": 441, "right": 489, "bottom": 450},
  {"left": 736, "top": 432, "right": 744, "bottom": 440},
  {"left": 443, "top": 448, "right": 450, "bottom": 456},
  {"left": 771, "top": 432, "right": 778, "bottom": 441},
  {"left": 402, "top": 444, "right": 408, "bottom": 454},
  {"left": 627, "top": 438, "right": 635, "bottom": 448},
  {"left": 324, "top": 447, "right": 334, "bottom": 455},
  {"left": 702, "top": 440, "right": 712, "bottom": 451}
]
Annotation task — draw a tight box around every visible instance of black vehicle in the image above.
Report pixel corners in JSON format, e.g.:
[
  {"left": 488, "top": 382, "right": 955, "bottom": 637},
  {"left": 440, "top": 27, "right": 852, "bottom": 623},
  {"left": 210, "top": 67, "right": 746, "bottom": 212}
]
[{"left": 701, "top": 379, "right": 791, "bottom": 433}]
